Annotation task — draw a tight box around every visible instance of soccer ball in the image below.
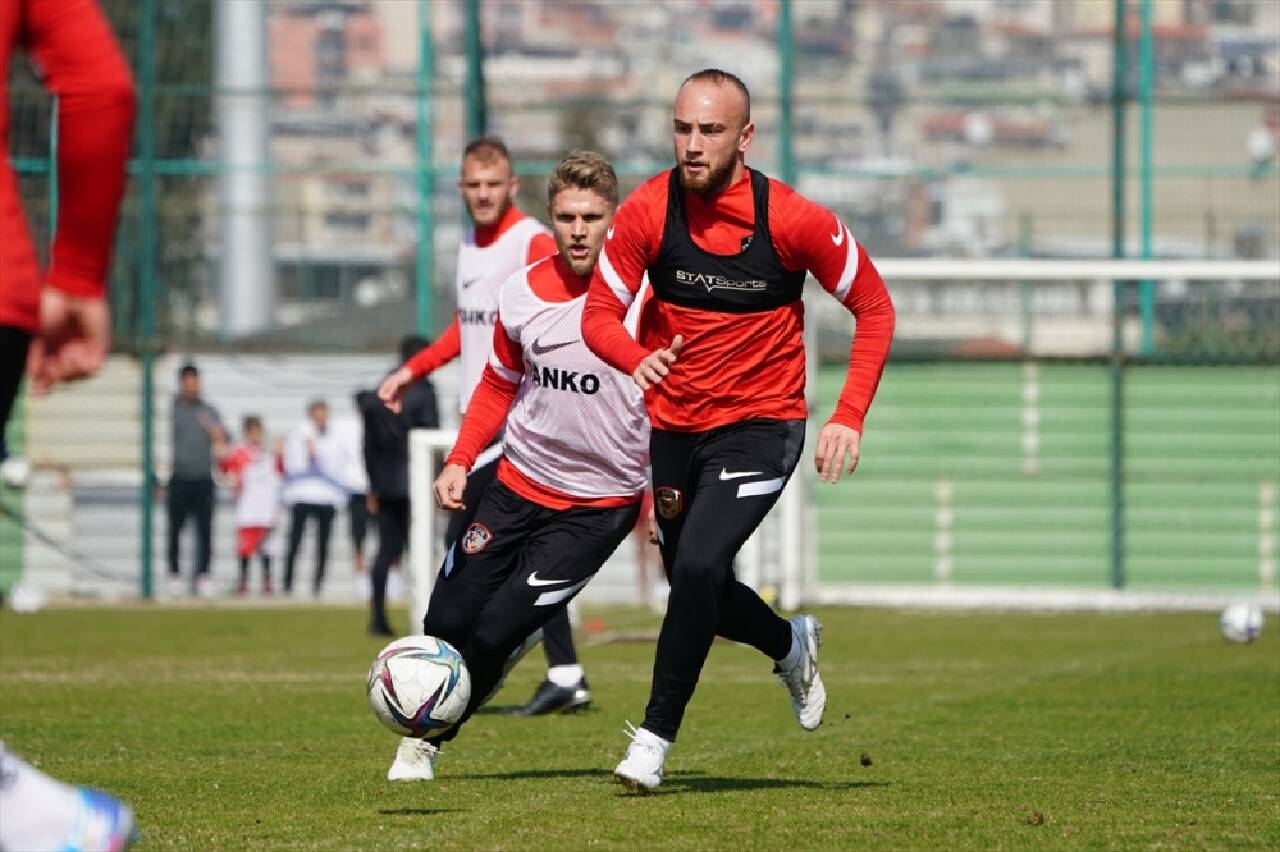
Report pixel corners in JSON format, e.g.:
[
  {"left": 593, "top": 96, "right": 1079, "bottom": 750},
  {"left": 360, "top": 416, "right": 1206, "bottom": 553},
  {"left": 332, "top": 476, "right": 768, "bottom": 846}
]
[
  {"left": 367, "top": 635, "right": 471, "bottom": 738},
  {"left": 1219, "top": 603, "right": 1264, "bottom": 644}
]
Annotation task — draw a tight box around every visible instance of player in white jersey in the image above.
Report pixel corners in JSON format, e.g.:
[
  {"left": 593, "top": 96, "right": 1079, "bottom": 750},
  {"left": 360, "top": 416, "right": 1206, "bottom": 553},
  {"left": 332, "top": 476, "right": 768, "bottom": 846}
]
[
  {"left": 386, "top": 152, "right": 646, "bottom": 782},
  {"left": 378, "top": 138, "right": 593, "bottom": 717}
]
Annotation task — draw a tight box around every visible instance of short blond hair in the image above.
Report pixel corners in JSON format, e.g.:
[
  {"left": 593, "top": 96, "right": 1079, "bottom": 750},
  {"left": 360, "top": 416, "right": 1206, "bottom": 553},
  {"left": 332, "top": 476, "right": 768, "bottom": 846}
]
[{"left": 547, "top": 150, "right": 618, "bottom": 207}]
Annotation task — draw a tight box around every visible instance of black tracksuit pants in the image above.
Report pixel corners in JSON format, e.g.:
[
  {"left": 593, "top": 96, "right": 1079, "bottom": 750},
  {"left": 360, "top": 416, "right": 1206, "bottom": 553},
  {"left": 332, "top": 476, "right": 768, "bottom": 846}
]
[{"left": 642, "top": 419, "right": 805, "bottom": 741}]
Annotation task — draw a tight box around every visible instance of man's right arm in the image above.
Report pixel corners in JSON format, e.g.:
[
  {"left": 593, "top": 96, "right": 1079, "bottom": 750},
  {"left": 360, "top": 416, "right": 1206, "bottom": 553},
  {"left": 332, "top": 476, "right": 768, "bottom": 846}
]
[
  {"left": 379, "top": 318, "right": 461, "bottom": 412},
  {"left": 582, "top": 191, "right": 656, "bottom": 377},
  {"left": 403, "top": 317, "right": 461, "bottom": 379},
  {"left": 443, "top": 318, "right": 523, "bottom": 471}
]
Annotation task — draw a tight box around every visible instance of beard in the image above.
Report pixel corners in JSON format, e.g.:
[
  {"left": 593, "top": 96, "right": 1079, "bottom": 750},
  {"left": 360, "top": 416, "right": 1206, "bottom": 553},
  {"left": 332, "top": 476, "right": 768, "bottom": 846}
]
[
  {"left": 467, "top": 197, "right": 507, "bottom": 227},
  {"left": 678, "top": 154, "right": 736, "bottom": 198}
]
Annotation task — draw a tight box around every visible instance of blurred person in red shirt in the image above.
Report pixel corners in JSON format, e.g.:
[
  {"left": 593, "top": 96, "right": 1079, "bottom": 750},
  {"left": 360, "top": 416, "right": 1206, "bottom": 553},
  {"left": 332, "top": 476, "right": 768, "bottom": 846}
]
[{"left": 0, "top": 2, "right": 136, "bottom": 848}]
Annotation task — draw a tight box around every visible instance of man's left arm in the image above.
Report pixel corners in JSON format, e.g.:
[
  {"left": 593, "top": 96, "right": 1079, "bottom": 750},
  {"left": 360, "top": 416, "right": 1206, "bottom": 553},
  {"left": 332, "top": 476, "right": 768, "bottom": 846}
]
[{"left": 774, "top": 186, "right": 895, "bottom": 482}]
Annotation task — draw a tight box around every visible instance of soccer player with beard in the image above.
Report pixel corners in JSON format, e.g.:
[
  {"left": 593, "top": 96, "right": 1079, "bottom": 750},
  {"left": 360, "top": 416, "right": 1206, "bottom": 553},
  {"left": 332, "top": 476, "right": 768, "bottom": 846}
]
[
  {"left": 582, "top": 69, "right": 896, "bottom": 791},
  {"left": 378, "top": 138, "right": 595, "bottom": 722},
  {"left": 0, "top": 1, "right": 137, "bottom": 847},
  {"left": 385, "top": 151, "right": 648, "bottom": 781}
]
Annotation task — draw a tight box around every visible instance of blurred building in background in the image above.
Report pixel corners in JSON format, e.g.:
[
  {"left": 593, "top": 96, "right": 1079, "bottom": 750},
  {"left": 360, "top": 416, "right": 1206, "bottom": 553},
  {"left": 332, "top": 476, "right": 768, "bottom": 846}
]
[{"left": 2, "top": 0, "right": 1277, "bottom": 604}]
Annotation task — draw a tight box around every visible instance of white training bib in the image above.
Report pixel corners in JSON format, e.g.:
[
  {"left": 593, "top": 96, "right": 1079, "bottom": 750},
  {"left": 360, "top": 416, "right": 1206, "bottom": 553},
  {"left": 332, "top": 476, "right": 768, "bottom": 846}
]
[
  {"left": 454, "top": 216, "right": 551, "bottom": 413},
  {"left": 494, "top": 261, "right": 649, "bottom": 500}
]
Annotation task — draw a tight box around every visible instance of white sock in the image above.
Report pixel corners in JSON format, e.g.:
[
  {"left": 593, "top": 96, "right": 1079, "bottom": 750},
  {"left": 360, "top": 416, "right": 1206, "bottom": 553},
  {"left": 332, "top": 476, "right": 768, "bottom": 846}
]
[
  {"left": 775, "top": 626, "right": 803, "bottom": 671},
  {"left": 0, "top": 742, "right": 82, "bottom": 851},
  {"left": 546, "top": 664, "right": 584, "bottom": 688},
  {"left": 636, "top": 727, "right": 672, "bottom": 753}
]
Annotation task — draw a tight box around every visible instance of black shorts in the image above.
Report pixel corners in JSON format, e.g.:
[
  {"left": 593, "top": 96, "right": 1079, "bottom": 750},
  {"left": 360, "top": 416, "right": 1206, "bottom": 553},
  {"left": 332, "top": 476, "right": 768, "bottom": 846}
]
[
  {"left": 422, "top": 478, "right": 638, "bottom": 743},
  {"left": 443, "top": 443, "right": 501, "bottom": 548},
  {"left": 426, "top": 479, "right": 639, "bottom": 649}
]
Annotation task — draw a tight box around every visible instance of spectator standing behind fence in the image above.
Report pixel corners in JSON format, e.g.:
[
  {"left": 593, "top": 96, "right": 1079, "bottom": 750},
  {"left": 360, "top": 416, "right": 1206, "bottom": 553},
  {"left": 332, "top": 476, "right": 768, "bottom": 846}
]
[
  {"left": 282, "top": 400, "right": 348, "bottom": 596},
  {"left": 167, "top": 362, "right": 226, "bottom": 598},
  {"left": 218, "top": 415, "right": 281, "bottom": 596},
  {"left": 356, "top": 335, "right": 440, "bottom": 636}
]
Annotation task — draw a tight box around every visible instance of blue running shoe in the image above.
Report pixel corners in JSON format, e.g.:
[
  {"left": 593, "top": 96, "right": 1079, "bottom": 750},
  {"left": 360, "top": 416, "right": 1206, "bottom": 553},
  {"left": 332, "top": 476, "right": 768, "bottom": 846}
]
[{"left": 61, "top": 788, "right": 136, "bottom": 852}]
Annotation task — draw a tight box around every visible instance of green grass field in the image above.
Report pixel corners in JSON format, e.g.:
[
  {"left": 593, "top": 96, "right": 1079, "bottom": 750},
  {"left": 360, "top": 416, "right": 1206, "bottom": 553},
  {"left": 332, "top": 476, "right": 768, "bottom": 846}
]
[{"left": 2, "top": 605, "right": 1277, "bottom": 849}]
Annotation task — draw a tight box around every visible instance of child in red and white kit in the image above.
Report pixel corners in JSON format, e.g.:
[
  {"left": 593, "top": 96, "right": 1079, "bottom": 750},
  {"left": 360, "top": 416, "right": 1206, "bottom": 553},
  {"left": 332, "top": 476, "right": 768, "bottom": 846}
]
[{"left": 219, "top": 415, "right": 282, "bottom": 595}]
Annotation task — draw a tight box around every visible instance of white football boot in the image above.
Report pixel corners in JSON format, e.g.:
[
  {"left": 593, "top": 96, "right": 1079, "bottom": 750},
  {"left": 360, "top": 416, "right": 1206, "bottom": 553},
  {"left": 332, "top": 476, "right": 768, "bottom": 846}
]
[
  {"left": 775, "top": 615, "right": 826, "bottom": 731},
  {"left": 386, "top": 738, "right": 438, "bottom": 782},
  {"left": 613, "top": 722, "right": 671, "bottom": 793}
]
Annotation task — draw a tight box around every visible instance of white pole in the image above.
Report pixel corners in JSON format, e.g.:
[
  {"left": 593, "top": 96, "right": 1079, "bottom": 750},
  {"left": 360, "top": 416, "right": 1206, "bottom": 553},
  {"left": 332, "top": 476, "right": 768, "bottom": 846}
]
[
  {"left": 1260, "top": 481, "right": 1277, "bottom": 591},
  {"left": 408, "top": 429, "right": 457, "bottom": 633},
  {"left": 216, "top": 0, "right": 274, "bottom": 337}
]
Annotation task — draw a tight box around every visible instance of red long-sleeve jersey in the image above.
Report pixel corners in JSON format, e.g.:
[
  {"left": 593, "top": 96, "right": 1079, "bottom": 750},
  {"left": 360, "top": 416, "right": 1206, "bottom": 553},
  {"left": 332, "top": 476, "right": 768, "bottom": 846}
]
[
  {"left": 0, "top": 0, "right": 135, "bottom": 333},
  {"left": 583, "top": 168, "right": 894, "bottom": 433}
]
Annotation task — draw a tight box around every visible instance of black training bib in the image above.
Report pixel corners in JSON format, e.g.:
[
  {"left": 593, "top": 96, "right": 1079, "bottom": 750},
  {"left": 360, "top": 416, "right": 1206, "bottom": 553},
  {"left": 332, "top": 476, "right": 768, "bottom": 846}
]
[{"left": 649, "top": 169, "right": 806, "bottom": 314}]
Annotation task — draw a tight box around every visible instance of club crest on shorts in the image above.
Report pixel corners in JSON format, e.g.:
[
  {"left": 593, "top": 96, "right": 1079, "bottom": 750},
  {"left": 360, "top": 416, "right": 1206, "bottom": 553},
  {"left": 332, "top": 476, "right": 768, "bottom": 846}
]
[
  {"left": 461, "top": 522, "right": 492, "bottom": 554},
  {"left": 655, "top": 486, "right": 683, "bottom": 520}
]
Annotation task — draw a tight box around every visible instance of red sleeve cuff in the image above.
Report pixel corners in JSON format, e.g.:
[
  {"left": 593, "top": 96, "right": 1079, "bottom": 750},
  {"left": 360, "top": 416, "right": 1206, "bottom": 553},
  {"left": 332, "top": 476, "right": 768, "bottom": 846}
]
[
  {"left": 405, "top": 318, "right": 462, "bottom": 380},
  {"left": 830, "top": 403, "right": 865, "bottom": 434},
  {"left": 44, "top": 267, "right": 106, "bottom": 299}
]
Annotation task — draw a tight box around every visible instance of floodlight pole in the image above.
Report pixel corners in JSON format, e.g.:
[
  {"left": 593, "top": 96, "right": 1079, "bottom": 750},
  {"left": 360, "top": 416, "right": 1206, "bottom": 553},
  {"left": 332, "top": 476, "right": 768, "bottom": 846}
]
[{"left": 215, "top": 0, "right": 274, "bottom": 338}]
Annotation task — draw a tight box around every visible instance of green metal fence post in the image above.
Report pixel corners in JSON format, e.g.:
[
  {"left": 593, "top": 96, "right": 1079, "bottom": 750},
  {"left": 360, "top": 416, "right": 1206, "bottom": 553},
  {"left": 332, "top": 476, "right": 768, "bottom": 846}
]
[
  {"left": 1138, "top": 0, "right": 1155, "bottom": 354},
  {"left": 777, "top": 0, "right": 794, "bottom": 186},
  {"left": 48, "top": 100, "right": 57, "bottom": 232},
  {"left": 1109, "top": 0, "right": 1128, "bottom": 590},
  {"left": 138, "top": 0, "right": 157, "bottom": 599},
  {"left": 465, "top": 0, "right": 487, "bottom": 139},
  {"left": 416, "top": 0, "right": 435, "bottom": 336}
]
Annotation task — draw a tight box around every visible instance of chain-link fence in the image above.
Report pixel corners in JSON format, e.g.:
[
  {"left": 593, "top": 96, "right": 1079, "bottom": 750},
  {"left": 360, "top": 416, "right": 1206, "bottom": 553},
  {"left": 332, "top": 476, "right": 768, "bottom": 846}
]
[{"left": 2, "top": 0, "right": 1278, "bottom": 602}]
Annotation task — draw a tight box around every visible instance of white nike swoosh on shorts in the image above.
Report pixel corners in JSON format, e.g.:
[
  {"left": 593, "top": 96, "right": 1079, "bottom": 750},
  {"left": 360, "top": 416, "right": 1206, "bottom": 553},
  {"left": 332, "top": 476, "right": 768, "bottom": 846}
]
[
  {"left": 526, "top": 572, "right": 570, "bottom": 588},
  {"left": 534, "top": 577, "right": 590, "bottom": 607},
  {"left": 719, "top": 469, "right": 763, "bottom": 481}
]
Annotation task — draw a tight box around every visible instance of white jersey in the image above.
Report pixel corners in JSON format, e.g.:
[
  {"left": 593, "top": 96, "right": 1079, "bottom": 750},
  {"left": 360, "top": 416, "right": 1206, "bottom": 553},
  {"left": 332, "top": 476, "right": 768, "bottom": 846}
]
[
  {"left": 222, "top": 444, "right": 281, "bottom": 528},
  {"left": 490, "top": 258, "right": 649, "bottom": 500},
  {"left": 455, "top": 215, "right": 551, "bottom": 412}
]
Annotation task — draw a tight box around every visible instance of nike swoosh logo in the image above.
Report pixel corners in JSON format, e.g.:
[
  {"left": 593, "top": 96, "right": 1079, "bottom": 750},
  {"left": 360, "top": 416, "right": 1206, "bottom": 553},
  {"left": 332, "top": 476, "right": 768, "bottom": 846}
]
[
  {"left": 830, "top": 219, "right": 844, "bottom": 246},
  {"left": 461, "top": 277, "right": 482, "bottom": 289},
  {"left": 719, "top": 469, "right": 763, "bottom": 481},
  {"left": 606, "top": 225, "right": 616, "bottom": 240},
  {"left": 530, "top": 338, "right": 577, "bottom": 356},
  {"left": 527, "top": 572, "right": 570, "bottom": 588}
]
